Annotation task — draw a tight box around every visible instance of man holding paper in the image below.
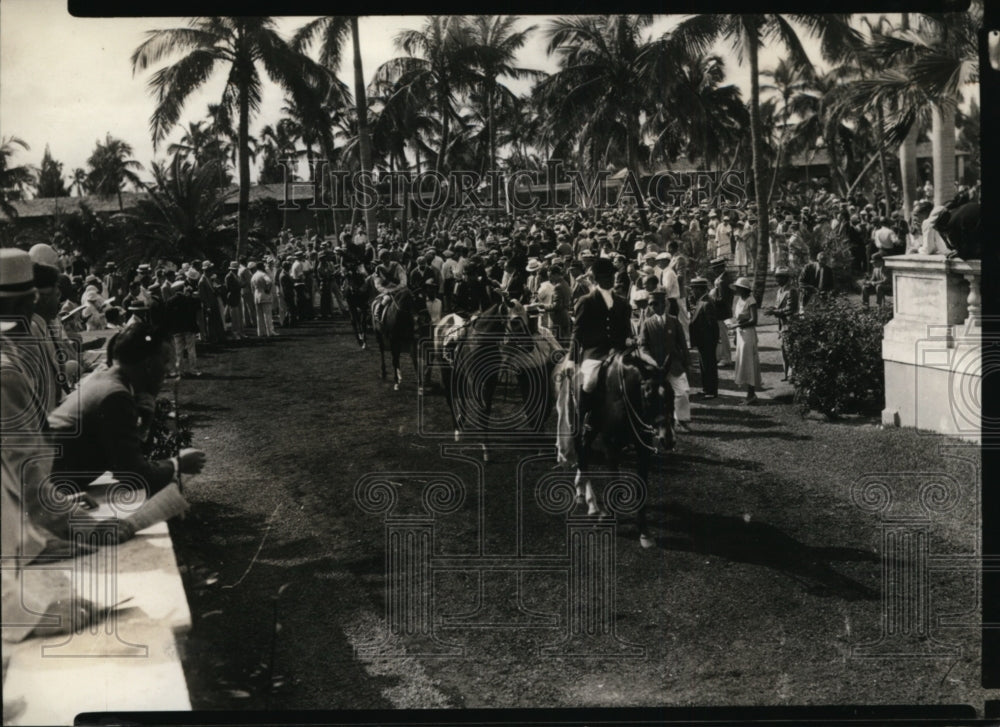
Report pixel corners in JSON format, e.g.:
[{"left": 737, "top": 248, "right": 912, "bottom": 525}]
[{"left": 38, "top": 323, "right": 207, "bottom": 542}]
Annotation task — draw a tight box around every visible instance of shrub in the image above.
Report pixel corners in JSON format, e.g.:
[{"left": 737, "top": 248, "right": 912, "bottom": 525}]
[
  {"left": 141, "top": 396, "right": 194, "bottom": 461},
  {"left": 784, "top": 293, "right": 894, "bottom": 418}
]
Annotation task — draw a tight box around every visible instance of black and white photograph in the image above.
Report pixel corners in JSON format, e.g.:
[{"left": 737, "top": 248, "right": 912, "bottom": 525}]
[{"left": 0, "top": 2, "right": 993, "bottom": 724}]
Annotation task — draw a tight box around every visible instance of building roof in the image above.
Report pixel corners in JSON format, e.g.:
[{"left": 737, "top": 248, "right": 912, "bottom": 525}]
[
  {"left": 788, "top": 141, "right": 969, "bottom": 168},
  {"left": 1, "top": 182, "right": 324, "bottom": 221}
]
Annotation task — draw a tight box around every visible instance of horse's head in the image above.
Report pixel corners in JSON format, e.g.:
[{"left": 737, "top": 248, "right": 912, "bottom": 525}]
[
  {"left": 501, "top": 299, "right": 534, "bottom": 351},
  {"left": 638, "top": 368, "right": 675, "bottom": 453}
]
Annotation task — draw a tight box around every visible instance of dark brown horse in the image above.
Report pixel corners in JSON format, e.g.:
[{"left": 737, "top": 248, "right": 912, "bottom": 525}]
[
  {"left": 553, "top": 350, "right": 674, "bottom": 547},
  {"left": 434, "top": 298, "right": 559, "bottom": 461},
  {"left": 372, "top": 287, "right": 420, "bottom": 392},
  {"left": 339, "top": 264, "right": 373, "bottom": 349}
]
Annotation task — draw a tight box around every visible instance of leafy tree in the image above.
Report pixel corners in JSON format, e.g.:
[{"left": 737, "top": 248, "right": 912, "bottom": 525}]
[
  {"left": 128, "top": 159, "right": 235, "bottom": 263},
  {"left": 132, "top": 16, "right": 333, "bottom": 259},
  {"left": 86, "top": 133, "right": 145, "bottom": 210},
  {"left": 37, "top": 145, "right": 69, "bottom": 198},
  {"left": 672, "top": 13, "right": 860, "bottom": 302},
  {"left": 69, "top": 168, "right": 90, "bottom": 197},
  {"left": 1, "top": 136, "right": 37, "bottom": 216}
]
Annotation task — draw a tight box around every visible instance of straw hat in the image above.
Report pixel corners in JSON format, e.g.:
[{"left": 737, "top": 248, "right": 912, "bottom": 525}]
[
  {"left": 525, "top": 259, "right": 541, "bottom": 273},
  {"left": 0, "top": 248, "right": 37, "bottom": 298},
  {"left": 730, "top": 276, "right": 753, "bottom": 291},
  {"left": 28, "top": 243, "right": 60, "bottom": 269}
]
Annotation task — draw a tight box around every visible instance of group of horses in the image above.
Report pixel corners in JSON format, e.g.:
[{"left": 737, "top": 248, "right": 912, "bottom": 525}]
[{"left": 336, "top": 262, "right": 674, "bottom": 547}]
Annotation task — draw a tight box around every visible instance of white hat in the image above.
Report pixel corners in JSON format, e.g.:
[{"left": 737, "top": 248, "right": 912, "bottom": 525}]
[
  {"left": 28, "top": 243, "right": 60, "bottom": 269},
  {"left": 0, "top": 248, "right": 37, "bottom": 298},
  {"left": 526, "top": 259, "right": 541, "bottom": 273}
]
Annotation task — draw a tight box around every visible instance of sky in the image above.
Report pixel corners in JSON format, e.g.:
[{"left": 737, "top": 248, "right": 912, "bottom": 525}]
[{"left": 0, "top": 3, "right": 977, "bottom": 192}]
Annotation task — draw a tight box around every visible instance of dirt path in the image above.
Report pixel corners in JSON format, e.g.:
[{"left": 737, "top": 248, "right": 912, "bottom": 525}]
[{"left": 169, "top": 311, "right": 988, "bottom": 712}]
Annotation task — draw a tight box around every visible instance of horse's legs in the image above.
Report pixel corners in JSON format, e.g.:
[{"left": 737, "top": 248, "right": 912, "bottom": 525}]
[
  {"left": 378, "top": 334, "right": 387, "bottom": 380},
  {"left": 636, "top": 444, "right": 653, "bottom": 548},
  {"left": 482, "top": 371, "right": 502, "bottom": 462},
  {"left": 440, "top": 366, "right": 461, "bottom": 440}
]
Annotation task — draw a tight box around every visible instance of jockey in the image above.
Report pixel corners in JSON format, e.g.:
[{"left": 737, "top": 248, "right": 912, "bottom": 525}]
[
  {"left": 572, "top": 257, "right": 632, "bottom": 434},
  {"left": 372, "top": 249, "right": 408, "bottom": 322}
]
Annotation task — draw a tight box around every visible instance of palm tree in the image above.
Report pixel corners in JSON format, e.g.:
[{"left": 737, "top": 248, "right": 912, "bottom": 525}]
[
  {"left": 672, "top": 13, "right": 860, "bottom": 300},
  {"left": 258, "top": 119, "right": 301, "bottom": 184},
  {"left": 129, "top": 159, "right": 235, "bottom": 264},
  {"left": 0, "top": 136, "right": 37, "bottom": 216},
  {"left": 69, "top": 167, "right": 90, "bottom": 197},
  {"left": 760, "top": 58, "right": 810, "bottom": 203},
  {"left": 854, "top": 4, "right": 981, "bottom": 208},
  {"left": 645, "top": 51, "right": 747, "bottom": 173},
  {"left": 373, "top": 16, "right": 472, "bottom": 235},
  {"left": 541, "top": 15, "right": 682, "bottom": 231},
  {"left": 132, "top": 16, "right": 334, "bottom": 259},
  {"left": 463, "top": 16, "right": 540, "bottom": 173},
  {"left": 86, "top": 133, "right": 145, "bottom": 210},
  {"left": 292, "top": 16, "right": 381, "bottom": 242}
]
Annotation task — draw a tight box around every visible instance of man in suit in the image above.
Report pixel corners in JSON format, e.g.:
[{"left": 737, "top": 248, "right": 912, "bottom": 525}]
[
  {"left": 799, "top": 251, "right": 834, "bottom": 308},
  {"left": 637, "top": 288, "right": 692, "bottom": 431},
  {"left": 766, "top": 266, "right": 799, "bottom": 381},
  {"left": 687, "top": 277, "right": 719, "bottom": 398},
  {"left": 860, "top": 254, "right": 891, "bottom": 309},
  {"left": 40, "top": 323, "right": 207, "bottom": 541},
  {"left": 572, "top": 257, "right": 632, "bottom": 434},
  {"left": 224, "top": 261, "right": 245, "bottom": 339},
  {"left": 544, "top": 264, "right": 573, "bottom": 347}
]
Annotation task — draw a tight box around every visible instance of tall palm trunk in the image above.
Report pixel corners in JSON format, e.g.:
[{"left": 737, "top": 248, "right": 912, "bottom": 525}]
[
  {"left": 876, "top": 104, "right": 893, "bottom": 217},
  {"left": 747, "top": 35, "right": 770, "bottom": 302},
  {"left": 236, "top": 35, "right": 251, "bottom": 261},
  {"left": 352, "top": 17, "right": 377, "bottom": 244},
  {"left": 897, "top": 11, "right": 920, "bottom": 223},
  {"left": 931, "top": 99, "right": 956, "bottom": 207},
  {"left": 487, "top": 79, "right": 496, "bottom": 173},
  {"left": 626, "top": 115, "right": 650, "bottom": 232},
  {"left": 423, "top": 93, "right": 450, "bottom": 237},
  {"left": 899, "top": 126, "right": 919, "bottom": 222}
]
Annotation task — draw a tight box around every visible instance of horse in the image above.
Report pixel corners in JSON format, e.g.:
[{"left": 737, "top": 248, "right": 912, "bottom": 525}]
[
  {"left": 372, "top": 287, "right": 421, "bottom": 392},
  {"left": 434, "top": 296, "right": 560, "bottom": 461},
  {"left": 553, "top": 350, "right": 674, "bottom": 548},
  {"left": 340, "top": 264, "right": 373, "bottom": 349}
]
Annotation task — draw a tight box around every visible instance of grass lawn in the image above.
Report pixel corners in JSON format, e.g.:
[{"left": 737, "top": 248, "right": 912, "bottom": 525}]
[{"left": 166, "top": 298, "right": 991, "bottom": 713}]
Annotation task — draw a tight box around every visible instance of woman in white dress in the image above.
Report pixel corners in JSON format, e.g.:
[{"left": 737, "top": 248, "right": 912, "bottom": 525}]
[
  {"left": 733, "top": 221, "right": 748, "bottom": 276},
  {"left": 728, "top": 277, "right": 762, "bottom": 404}
]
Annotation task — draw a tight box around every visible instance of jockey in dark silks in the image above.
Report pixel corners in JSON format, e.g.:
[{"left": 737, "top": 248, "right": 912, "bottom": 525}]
[
  {"left": 453, "top": 259, "right": 501, "bottom": 316},
  {"left": 341, "top": 240, "right": 373, "bottom": 275},
  {"left": 372, "top": 249, "right": 408, "bottom": 322}
]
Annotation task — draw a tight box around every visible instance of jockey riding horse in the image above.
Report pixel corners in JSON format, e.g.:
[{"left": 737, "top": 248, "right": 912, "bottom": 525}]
[{"left": 560, "top": 256, "right": 674, "bottom": 546}]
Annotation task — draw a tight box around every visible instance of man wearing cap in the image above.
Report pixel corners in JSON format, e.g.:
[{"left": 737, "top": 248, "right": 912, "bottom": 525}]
[
  {"left": 166, "top": 272, "right": 203, "bottom": 376},
  {"left": 765, "top": 267, "right": 798, "bottom": 380},
  {"left": 544, "top": 264, "right": 573, "bottom": 347},
  {"left": 687, "top": 277, "right": 718, "bottom": 397},
  {"left": 372, "top": 249, "right": 408, "bottom": 324},
  {"left": 636, "top": 287, "right": 692, "bottom": 431},
  {"left": 860, "top": 253, "right": 891, "bottom": 309},
  {"left": 224, "top": 261, "right": 245, "bottom": 339},
  {"left": 799, "top": 251, "right": 834, "bottom": 307},
  {"left": 250, "top": 261, "right": 277, "bottom": 338},
  {"left": 198, "top": 262, "right": 225, "bottom": 343},
  {"left": 572, "top": 257, "right": 632, "bottom": 434},
  {"left": 239, "top": 257, "right": 255, "bottom": 327}
]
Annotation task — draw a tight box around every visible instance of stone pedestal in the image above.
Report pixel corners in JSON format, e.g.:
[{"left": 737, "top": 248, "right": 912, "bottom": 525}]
[{"left": 881, "top": 255, "right": 981, "bottom": 442}]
